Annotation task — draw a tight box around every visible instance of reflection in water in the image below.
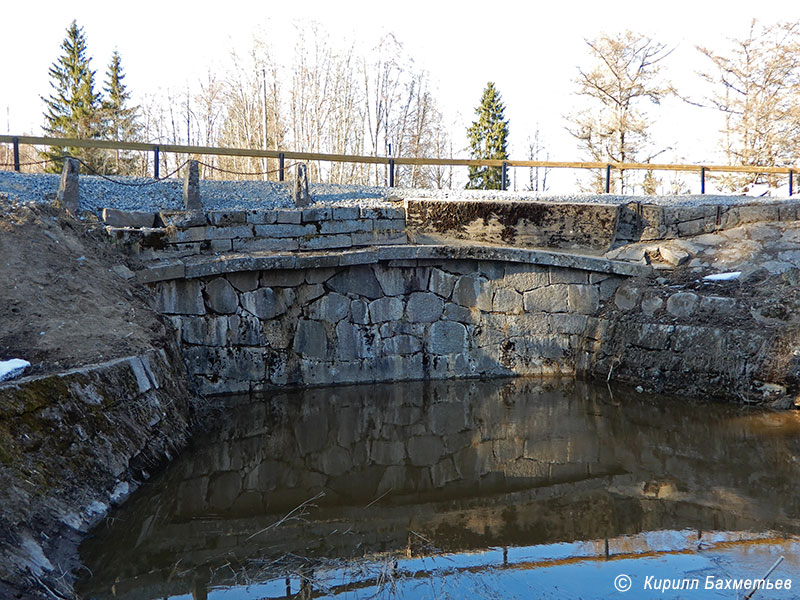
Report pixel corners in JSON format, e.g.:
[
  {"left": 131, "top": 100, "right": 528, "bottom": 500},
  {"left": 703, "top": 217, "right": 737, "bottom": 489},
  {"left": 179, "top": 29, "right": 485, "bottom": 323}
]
[{"left": 78, "top": 378, "right": 800, "bottom": 599}]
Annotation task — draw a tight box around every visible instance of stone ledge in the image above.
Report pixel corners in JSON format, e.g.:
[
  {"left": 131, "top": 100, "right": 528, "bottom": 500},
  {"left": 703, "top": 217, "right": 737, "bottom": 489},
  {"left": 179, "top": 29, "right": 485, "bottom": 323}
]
[{"left": 150, "top": 244, "right": 652, "bottom": 281}]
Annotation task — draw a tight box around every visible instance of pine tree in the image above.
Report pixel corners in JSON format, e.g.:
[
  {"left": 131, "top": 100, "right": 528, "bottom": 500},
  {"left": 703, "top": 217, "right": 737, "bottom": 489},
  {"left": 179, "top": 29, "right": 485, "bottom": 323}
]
[
  {"left": 466, "top": 82, "right": 509, "bottom": 190},
  {"left": 41, "top": 20, "right": 103, "bottom": 173},
  {"left": 101, "top": 50, "right": 140, "bottom": 174}
]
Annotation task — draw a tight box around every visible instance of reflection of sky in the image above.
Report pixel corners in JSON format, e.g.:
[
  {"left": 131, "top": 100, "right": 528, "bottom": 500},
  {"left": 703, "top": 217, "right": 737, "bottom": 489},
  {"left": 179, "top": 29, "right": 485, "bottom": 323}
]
[{"left": 197, "top": 531, "right": 800, "bottom": 600}]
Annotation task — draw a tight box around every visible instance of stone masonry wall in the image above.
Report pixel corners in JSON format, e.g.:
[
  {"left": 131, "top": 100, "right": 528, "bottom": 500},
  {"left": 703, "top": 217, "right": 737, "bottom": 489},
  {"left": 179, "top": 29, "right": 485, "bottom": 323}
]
[
  {"left": 0, "top": 346, "right": 193, "bottom": 599},
  {"left": 155, "top": 257, "right": 627, "bottom": 395},
  {"left": 105, "top": 204, "right": 407, "bottom": 258}
]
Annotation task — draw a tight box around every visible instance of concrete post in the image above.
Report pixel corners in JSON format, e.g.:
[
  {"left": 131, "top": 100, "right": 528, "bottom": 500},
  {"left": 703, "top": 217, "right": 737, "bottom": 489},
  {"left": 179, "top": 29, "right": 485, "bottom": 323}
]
[
  {"left": 56, "top": 157, "right": 80, "bottom": 215},
  {"left": 183, "top": 160, "right": 201, "bottom": 210},
  {"left": 293, "top": 163, "right": 311, "bottom": 207}
]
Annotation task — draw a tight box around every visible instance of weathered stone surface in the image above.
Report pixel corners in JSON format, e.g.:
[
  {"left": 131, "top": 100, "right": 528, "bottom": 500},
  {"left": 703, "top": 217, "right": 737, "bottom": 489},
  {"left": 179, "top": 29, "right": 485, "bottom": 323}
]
[
  {"left": 56, "top": 157, "right": 79, "bottom": 214},
  {"left": 350, "top": 299, "right": 369, "bottom": 324},
  {"left": 382, "top": 334, "right": 422, "bottom": 355},
  {"left": 183, "top": 160, "right": 201, "bottom": 210},
  {"left": 550, "top": 268, "right": 588, "bottom": 284},
  {"left": 666, "top": 292, "right": 699, "bottom": 318},
  {"left": 226, "top": 271, "right": 259, "bottom": 292},
  {"left": 443, "top": 302, "right": 473, "bottom": 323},
  {"left": 204, "top": 278, "right": 239, "bottom": 314},
  {"left": 523, "top": 285, "right": 568, "bottom": 313},
  {"left": 368, "top": 297, "right": 404, "bottom": 323},
  {"left": 241, "top": 288, "right": 293, "bottom": 320},
  {"left": 333, "top": 206, "right": 360, "bottom": 220},
  {"left": 492, "top": 288, "right": 523, "bottom": 314},
  {"left": 373, "top": 264, "right": 410, "bottom": 296},
  {"left": 309, "top": 292, "right": 351, "bottom": 322},
  {"left": 300, "top": 234, "right": 353, "bottom": 251},
  {"left": 614, "top": 286, "right": 640, "bottom": 311},
  {"left": 253, "top": 223, "right": 315, "bottom": 238},
  {"left": 567, "top": 285, "right": 599, "bottom": 315},
  {"left": 452, "top": 275, "right": 492, "bottom": 310},
  {"left": 428, "top": 268, "right": 457, "bottom": 298},
  {"left": 327, "top": 266, "right": 383, "bottom": 299},
  {"left": 408, "top": 435, "right": 445, "bottom": 466},
  {"left": 211, "top": 225, "right": 254, "bottom": 240},
  {"left": 641, "top": 295, "right": 664, "bottom": 316},
  {"left": 155, "top": 280, "right": 205, "bottom": 315},
  {"left": 261, "top": 269, "right": 305, "bottom": 288},
  {"left": 428, "top": 321, "right": 468, "bottom": 355},
  {"left": 102, "top": 208, "right": 155, "bottom": 228},
  {"left": 370, "top": 440, "right": 406, "bottom": 465},
  {"left": 293, "top": 319, "right": 328, "bottom": 358},
  {"left": 406, "top": 292, "right": 444, "bottom": 322},
  {"left": 292, "top": 163, "right": 311, "bottom": 207}
]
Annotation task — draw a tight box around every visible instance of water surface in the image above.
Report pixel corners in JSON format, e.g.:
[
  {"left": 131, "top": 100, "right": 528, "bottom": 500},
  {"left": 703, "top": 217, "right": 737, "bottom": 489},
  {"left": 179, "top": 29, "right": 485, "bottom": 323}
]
[{"left": 78, "top": 378, "right": 800, "bottom": 599}]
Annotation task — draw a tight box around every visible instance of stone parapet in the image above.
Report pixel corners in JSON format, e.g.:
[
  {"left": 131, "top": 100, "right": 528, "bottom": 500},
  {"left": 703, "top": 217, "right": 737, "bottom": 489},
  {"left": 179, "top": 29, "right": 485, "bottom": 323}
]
[{"left": 104, "top": 203, "right": 407, "bottom": 258}]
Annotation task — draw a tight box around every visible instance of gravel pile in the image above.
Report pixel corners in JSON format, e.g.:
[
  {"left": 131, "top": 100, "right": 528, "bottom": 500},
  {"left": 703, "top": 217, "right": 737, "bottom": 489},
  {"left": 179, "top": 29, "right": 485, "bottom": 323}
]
[
  {"left": 0, "top": 170, "right": 793, "bottom": 215},
  {"left": 0, "top": 171, "right": 393, "bottom": 215}
]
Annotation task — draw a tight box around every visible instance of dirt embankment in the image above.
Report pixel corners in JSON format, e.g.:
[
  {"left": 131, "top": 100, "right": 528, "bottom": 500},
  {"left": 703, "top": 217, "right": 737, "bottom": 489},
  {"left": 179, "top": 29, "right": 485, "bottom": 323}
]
[{"left": 0, "top": 202, "right": 170, "bottom": 376}]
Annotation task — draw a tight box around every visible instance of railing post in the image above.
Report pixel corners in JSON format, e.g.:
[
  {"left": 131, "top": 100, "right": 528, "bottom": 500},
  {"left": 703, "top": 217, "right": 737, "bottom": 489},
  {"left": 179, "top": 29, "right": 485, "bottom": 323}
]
[
  {"left": 12, "top": 137, "right": 20, "bottom": 172},
  {"left": 790, "top": 170, "right": 794, "bottom": 197},
  {"left": 389, "top": 159, "right": 395, "bottom": 188},
  {"left": 605, "top": 164, "right": 611, "bottom": 193},
  {"left": 700, "top": 166, "right": 706, "bottom": 194},
  {"left": 279, "top": 153, "right": 285, "bottom": 182},
  {"left": 153, "top": 145, "right": 160, "bottom": 179},
  {"left": 501, "top": 161, "right": 508, "bottom": 191}
]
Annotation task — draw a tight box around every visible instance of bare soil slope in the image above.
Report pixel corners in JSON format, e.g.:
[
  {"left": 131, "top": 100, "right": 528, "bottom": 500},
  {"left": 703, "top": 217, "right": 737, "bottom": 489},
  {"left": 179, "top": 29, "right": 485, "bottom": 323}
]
[{"left": 0, "top": 202, "right": 169, "bottom": 376}]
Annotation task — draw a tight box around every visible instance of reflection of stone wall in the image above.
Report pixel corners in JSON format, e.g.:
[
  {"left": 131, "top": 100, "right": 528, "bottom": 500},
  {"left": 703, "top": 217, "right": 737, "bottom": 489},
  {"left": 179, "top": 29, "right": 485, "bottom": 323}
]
[
  {"left": 78, "top": 378, "right": 800, "bottom": 600},
  {"left": 157, "top": 259, "right": 627, "bottom": 394}
]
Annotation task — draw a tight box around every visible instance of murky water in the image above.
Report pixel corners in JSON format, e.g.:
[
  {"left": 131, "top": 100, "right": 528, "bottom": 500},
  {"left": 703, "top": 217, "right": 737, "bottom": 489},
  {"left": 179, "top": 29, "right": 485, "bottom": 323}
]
[{"left": 78, "top": 378, "right": 800, "bottom": 599}]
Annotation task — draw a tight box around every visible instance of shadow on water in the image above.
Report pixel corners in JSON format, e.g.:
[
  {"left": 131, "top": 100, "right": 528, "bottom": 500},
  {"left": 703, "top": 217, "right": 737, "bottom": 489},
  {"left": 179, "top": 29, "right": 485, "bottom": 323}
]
[{"left": 77, "top": 378, "right": 800, "bottom": 599}]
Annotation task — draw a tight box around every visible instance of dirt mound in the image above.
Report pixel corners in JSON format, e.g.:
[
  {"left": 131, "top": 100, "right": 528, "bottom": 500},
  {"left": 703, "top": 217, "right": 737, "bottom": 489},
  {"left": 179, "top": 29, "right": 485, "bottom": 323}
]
[{"left": 0, "top": 202, "right": 169, "bottom": 377}]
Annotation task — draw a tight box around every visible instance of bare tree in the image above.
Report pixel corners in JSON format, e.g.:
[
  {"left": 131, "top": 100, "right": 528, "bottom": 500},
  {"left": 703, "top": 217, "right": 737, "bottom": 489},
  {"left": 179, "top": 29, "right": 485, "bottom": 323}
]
[
  {"left": 697, "top": 19, "right": 800, "bottom": 191},
  {"left": 567, "top": 31, "right": 673, "bottom": 194},
  {"left": 526, "top": 128, "right": 550, "bottom": 192}
]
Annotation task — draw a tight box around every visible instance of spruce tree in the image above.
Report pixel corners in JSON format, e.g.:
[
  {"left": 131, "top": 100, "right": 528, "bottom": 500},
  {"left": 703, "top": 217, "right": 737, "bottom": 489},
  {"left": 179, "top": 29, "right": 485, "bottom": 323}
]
[
  {"left": 102, "top": 50, "right": 140, "bottom": 175},
  {"left": 466, "top": 82, "right": 510, "bottom": 190},
  {"left": 41, "top": 20, "right": 103, "bottom": 173}
]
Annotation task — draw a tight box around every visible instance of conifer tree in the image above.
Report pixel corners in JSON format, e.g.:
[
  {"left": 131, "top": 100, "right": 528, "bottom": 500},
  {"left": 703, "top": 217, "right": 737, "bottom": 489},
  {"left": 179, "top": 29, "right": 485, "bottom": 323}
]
[
  {"left": 466, "top": 82, "right": 509, "bottom": 190},
  {"left": 41, "top": 20, "right": 103, "bottom": 173},
  {"left": 102, "top": 50, "right": 140, "bottom": 174}
]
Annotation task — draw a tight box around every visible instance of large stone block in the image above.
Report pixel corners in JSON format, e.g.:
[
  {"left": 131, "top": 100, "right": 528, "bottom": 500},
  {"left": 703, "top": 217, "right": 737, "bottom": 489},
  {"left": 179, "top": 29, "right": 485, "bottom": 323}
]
[
  {"left": 428, "top": 321, "right": 468, "bottom": 355},
  {"left": 204, "top": 278, "right": 239, "bottom": 314},
  {"left": 293, "top": 319, "right": 329, "bottom": 359},
  {"left": 368, "top": 297, "right": 404, "bottom": 323},
  {"left": 382, "top": 334, "right": 422, "bottom": 356},
  {"left": 492, "top": 288, "right": 523, "bottom": 314},
  {"left": 523, "top": 285, "right": 568, "bottom": 313},
  {"left": 241, "top": 287, "right": 293, "bottom": 320},
  {"left": 102, "top": 208, "right": 155, "bottom": 228},
  {"left": 226, "top": 271, "right": 260, "bottom": 292},
  {"left": 350, "top": 299, "right": 370, "bottom": 325},
  {"left": 309, "top": 292, "right": 351, "bottom": 322},
  {"left": 452, "top": 275, "right": 493, "bottom": 310},
  {"left": 567, "top": 285, "right": 600, "bottom": 315},
  {"left": 428, "top": 268, "right": 457, "bottom": 298},
  {"left": 155, "top": 280, "right": 205, "bottom": 315},
  {"left": 327, "top": 266, "right": 383, "bottom": 299},
  {"left": 666, "top": 292, "right": 699, "bottom": 318},
  {"left": 406, "top": 292, "right": 444, "bottom": 323},
  {"left": 614, "top": 285, "right": 640, "bottom": 311},
  {"left": 408, "top": 435, "right": 445, "bottom": 467}
]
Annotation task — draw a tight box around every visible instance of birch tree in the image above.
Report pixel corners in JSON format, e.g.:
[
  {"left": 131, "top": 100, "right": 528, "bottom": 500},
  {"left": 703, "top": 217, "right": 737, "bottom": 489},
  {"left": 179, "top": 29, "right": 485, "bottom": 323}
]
[{"left": 567, "top": 31, "right": 673, "bottom": 193}]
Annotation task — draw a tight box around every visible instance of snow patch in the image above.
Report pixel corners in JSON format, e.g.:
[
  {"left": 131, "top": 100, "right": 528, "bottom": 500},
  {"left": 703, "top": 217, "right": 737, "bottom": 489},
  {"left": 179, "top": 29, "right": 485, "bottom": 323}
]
[
  {"left": 0, "top": 358, "right": 30, "bottom": 382},
  {"left": 702, "top": 271, "right": 741, "bottom": 281}
]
